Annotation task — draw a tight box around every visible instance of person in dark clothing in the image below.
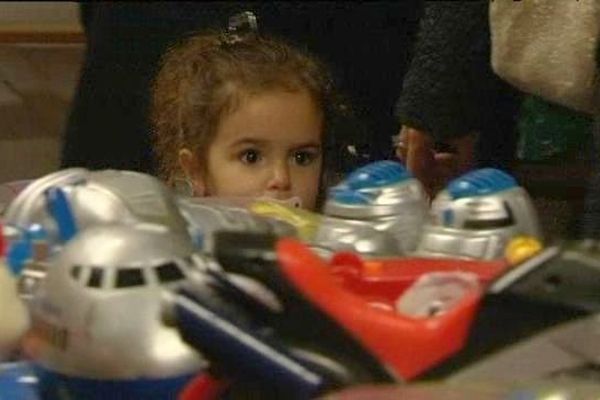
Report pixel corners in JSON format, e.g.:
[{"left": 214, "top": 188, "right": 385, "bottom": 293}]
[
  {"left": 394, "top": 1, "right": 522, "bottom": 196},
  {"left": 61, "top": 2, "right": 423, "bottom": 175}
]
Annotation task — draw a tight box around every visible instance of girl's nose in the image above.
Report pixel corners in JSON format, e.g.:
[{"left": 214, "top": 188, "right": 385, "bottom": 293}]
[{"left": 266, "top": 161, "right": 291, "bottom": 191}]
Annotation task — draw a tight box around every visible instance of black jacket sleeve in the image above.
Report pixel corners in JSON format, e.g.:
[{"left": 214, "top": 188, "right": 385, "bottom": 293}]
[{"left": 395, "top": 1, "right": 515, "bottom": 142}]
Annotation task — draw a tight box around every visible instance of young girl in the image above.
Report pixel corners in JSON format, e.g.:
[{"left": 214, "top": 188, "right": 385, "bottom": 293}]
[{"left": 151, "top": 24, "right": 340, "bottom": 211}]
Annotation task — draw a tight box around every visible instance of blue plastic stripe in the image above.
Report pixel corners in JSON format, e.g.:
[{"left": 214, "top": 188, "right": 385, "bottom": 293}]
[
  {"left": 44, "top": 187, "right": 77, "bottom": 242},
  {"left": 343, "top": 161, "right": 412, "bottom": 190},
  {"left": 329, "top": 189, "right": 372, "bottom": 205},
  {"left": 447, "top": 168, "right": 517, "bottom": 199},
  {"left": 328, "top": 161, "right": 413, "bottom": 204},
  {"left": 32, "top": 365, "right": 195, "bottom": 400},
  {"left": 6, "top": 238, "right": 31, "bottom": 275}
]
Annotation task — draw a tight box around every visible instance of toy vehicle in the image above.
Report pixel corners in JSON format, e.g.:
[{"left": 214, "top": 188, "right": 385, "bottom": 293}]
[
  {"left": 20, "top": 222, "right": 206, "bottom": 400},
  {"left": 0, "top": 177, "right": 206, "bottom": 399}
]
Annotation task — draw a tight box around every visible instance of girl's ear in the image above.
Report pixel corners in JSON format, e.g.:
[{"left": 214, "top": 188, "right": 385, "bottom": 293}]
[{"left": 178, "top": 148, "right": 206, "bottom": 196}]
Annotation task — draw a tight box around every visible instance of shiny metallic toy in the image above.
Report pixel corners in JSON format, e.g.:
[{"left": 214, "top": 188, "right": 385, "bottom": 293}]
[
  {"left": 416, "top": 168, "right": 542, "bottom": 260},
  {"left": 23, "top": 223, "right": 206, "bottom": 381},
  {"left": 3, "top": 168, "right": 190, "bottom": 244},
  {"left": 318, "top": 161, "right": 428, "bottom": 257},
  {"left": 2, "top": 169, "right": 195, "bottom": 304}
]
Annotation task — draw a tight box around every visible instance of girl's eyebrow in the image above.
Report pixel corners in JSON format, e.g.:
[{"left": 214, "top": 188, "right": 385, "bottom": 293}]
[
  {"left": 229, "top": 137, "right": 267, "bottom": 147},
  {"left": 292, "top": 142, "right": 321, "bottom": 150},
  {"left": 229, "top": 138, "right": 322, "bottom": 148}
]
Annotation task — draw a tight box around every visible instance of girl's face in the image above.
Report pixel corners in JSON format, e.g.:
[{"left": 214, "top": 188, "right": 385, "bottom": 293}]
[{"left": 180, "top": 89, "right": 323, "bottom": 210}]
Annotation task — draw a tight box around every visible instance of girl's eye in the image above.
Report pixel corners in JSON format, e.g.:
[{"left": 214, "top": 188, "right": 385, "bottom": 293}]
[
  {"left": 240, "top": 149, "right": 262, "bottom": 164},
  {"left": 292, "top": 150, "right": 318, "bottom": 166}
]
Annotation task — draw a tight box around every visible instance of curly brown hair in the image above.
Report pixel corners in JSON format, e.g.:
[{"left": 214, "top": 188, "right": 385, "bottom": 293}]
[{"left": 151, "top": 30, "right": 339, "bottom": 188}]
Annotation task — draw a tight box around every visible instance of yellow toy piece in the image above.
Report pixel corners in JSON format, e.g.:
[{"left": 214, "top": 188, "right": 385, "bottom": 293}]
[
  {"left": 250, "top": 200, "right": 322, "bottom": 241},
  {"left": 504, "top": 235, "right": 543, "bottom": 265}
]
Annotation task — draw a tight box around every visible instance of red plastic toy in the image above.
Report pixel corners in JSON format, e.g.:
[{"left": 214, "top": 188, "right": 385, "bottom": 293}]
[
  {"left": 179, "top": 238, "right": 512, "bottom": 399},
  {"left": 277, "top": 239, "right": 484, "bottom": 380}
]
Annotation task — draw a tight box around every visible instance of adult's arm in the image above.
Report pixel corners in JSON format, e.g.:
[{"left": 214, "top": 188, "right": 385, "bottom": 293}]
[{"left": 395, "top": 1, "right": 503, "bottom": 142}]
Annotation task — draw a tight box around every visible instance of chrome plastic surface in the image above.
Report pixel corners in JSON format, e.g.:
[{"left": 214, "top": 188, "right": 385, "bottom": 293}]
[
  {"left": 25, "top": 223, "right": 206, "bottom": 379},
  {"left": 417, "top": 186, "right": 542, "bottom": 260},
  {"left": 312, "top": 216, "right": 401, "bottom": 257},
  {"left": 4, "top": 169, "right": 190, "bottom": 244},
  {"left": 321, "top": 168, "right": 428, "bottom": 256}
]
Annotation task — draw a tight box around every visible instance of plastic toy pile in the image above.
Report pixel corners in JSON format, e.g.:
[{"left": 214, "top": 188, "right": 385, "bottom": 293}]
[{"left": 1, "top": 161, "right": 600, "bottom": 399}]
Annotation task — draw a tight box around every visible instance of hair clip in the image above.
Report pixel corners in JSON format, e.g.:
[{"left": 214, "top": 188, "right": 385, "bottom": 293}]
[{"left": 220, "top": 11, "right": 259, "bottom": 46}]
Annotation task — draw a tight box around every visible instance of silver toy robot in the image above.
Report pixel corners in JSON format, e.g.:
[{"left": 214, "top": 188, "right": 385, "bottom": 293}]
[
  {"left": 416, "top": 168, "right": 542, "bottom": 260},
  {"left": 316, "top": 160, "right": 428, "bottom": 257}
]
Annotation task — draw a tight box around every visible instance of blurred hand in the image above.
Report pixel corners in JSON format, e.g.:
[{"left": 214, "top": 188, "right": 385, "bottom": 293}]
[{"left": 395, "top": 126, "right": 477, "bottom": 197}]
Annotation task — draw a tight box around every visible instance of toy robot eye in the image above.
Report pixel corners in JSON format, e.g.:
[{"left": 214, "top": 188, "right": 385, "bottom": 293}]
[
  {"left": 463, "top": 217, "right": 514, "bottom": 230},
  {"left": 462, "top": 201, "right": 515, "bottom": 230}
]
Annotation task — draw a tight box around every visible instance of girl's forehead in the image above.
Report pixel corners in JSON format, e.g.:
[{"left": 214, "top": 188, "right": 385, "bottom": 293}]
[{"left": 214, "top": 89, "right": 324, "bottom": 146}]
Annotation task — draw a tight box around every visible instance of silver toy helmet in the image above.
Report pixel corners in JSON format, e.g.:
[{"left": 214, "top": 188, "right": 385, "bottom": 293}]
[
  {"left": 318, "top": 160, "right": 428, "bottom": 256},
  {"left": 25, "top": 222, "right": 205, "bottom": 380},
  {"left": 3, "top": 168, "right": 190, "bottom": 245},
  {"left": 416, "top": 168, "right": 542, "bottom": 260}
]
